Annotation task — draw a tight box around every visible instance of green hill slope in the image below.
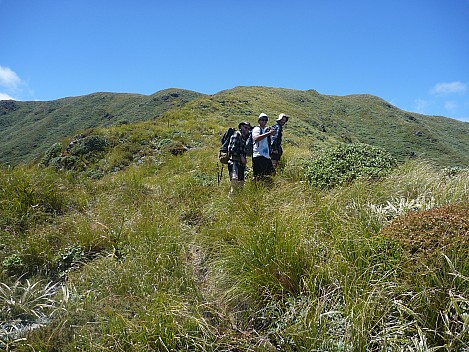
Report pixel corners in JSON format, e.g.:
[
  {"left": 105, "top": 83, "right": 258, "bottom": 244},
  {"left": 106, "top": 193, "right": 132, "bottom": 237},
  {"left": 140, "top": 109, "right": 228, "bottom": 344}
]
[
  {"left": 0, "top": 88, "right": 204, "bottom": 164},
  {"left": 1, "top": 86, "right": 468, "bottom": 167},
  {"left": 1, "top": 86, "right": 468, "bottom": 350},
  {"left": 159, "top": 86, "right": 469, "bottom": 167}
]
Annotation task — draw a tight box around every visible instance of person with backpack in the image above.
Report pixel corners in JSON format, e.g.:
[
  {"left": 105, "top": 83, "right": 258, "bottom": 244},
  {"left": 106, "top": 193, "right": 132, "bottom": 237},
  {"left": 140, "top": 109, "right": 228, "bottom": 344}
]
[
  {"left": 227, "top": 121, "right": 252, "bottom": 195},
  {"left": 270, "top": 113, "right": 289, "bottom": 171},
  {"left": 252, "top": 113, "right": 275, "bottom": 181}
]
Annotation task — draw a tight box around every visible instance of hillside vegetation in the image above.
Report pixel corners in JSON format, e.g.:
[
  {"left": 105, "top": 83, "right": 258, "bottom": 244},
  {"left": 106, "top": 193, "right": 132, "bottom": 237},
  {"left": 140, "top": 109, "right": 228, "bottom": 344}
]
[
  {"left": 1, "top": 86, "right": 468, "bottom": 351},
  {"left": 0, "top": 88, "right": 203, "bottom": 164},
  {"left": 1, "top": 86, "right": 468, "bottom": 167}
]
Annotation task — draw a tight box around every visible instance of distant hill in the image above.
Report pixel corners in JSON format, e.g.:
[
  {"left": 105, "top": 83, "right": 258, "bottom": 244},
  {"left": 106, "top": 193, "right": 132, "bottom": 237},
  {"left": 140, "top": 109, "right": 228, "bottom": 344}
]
[
  {"left": 1, "top": 86, "right": 468, "bottom": 167},
  {"left": 163, "top": 86, "right": 469, "bottom": 167},
  {"left": 0, "top": 88, "right": 204, "bottom": 164}
]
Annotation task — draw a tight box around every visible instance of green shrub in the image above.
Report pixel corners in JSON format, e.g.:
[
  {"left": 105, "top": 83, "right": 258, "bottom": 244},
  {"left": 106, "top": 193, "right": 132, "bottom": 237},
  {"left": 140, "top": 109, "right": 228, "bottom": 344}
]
[
  {"left": 40, "top": 143, "right": 63, "bottom": 166},
  {"left": 55, "top": 245, "right": 84, "bottom": 275},
  {"left": 2, "top": 254, "right": 25, "bottom": 276},
  {"left": 70, "top": 135, "right": 108, "bottom": 156},
  {"left": 49, "top": 155, "right": 79, "bottom": 170},
  {"left": 442, "top": 166, "right": 469, "bottom": 177},
  {"left": 303, "top": 143, "right": 397, "bottom": 188}
]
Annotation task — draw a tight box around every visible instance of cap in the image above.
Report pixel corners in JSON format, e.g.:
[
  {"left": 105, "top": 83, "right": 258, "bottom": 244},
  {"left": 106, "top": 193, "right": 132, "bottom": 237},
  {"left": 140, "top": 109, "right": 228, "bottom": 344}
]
[
  {"left": 238, "top": 121, "right": 252, "bottom": 130},
  {"left": 277, "top": 113, "right": 289, "bottom": 122},
  {"left": 258, "top": 112, "right": 268, "bottom": 120}
]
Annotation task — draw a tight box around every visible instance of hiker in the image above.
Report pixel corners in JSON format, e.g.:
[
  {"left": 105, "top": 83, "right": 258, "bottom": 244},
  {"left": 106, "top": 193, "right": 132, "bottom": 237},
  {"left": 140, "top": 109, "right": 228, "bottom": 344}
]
[
  {"left": 270, "top": 113, "right": 289, "bottom": 171},
  {"left": 252, "top": 113, "right": 275, "bottom": 180},
  {"left": 228, "top": 121, "right": 252, "bottom": 195}
]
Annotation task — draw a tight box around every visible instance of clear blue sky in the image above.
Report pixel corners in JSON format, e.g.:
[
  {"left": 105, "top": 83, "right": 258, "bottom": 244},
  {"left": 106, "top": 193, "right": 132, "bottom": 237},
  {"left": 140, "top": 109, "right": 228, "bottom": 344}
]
[{"left": 1, "top": 0, "right": 468, "bottom": 121}]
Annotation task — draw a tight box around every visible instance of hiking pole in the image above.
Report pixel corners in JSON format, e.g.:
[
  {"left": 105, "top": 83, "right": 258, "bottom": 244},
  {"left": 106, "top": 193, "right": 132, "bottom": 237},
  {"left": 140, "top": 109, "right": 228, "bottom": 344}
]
[
  {"left": 217, "top": 162, "right": 222, "bottom": 186},
  {"left": 217, "top": 162, "right": 224, "bottom": 186}
]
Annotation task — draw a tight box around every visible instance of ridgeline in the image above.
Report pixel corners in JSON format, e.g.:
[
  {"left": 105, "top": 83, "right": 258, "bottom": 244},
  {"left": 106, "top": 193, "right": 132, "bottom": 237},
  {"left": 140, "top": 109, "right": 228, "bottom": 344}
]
[{"left": 1, "top": 86, "right": 468, "bottom": 167}]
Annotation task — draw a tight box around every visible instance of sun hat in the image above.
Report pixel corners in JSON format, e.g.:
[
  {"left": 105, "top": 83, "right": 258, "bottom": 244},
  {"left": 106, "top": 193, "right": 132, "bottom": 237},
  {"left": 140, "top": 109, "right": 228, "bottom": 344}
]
[
  {"left": 277, "top": 113, "right": 289, "bottom": 122},
  {"left": 258, "top": 112, "right": 268, "bottom": 120}
]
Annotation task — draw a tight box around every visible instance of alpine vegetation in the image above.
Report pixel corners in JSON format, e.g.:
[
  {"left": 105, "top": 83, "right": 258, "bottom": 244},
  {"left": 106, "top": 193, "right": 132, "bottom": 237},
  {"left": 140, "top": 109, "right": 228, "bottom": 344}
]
[{"left": 0, "top": 86, "right": 468, "bottom": 351}]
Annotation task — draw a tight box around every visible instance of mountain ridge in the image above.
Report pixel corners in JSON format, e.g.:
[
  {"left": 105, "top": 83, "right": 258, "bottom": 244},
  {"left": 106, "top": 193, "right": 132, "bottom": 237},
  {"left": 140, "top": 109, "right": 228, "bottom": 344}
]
[{"left": 1, "top": 86, "right": 468, "bottom": 167}]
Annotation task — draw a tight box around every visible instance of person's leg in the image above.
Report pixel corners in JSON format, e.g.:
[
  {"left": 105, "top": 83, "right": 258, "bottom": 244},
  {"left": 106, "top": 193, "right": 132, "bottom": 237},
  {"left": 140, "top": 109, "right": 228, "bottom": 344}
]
[
  {"left": 254, "top": 157, "right": 274, "bottom": 183},
  {"left": 252, "top": 157, "right": 262, "bottom": 180},
  {"left": 229, "top": 161, "right": 244, "bottom": 195},
  {"left": 270, "top": 153, "right": 280, "bottom": 174},
  {"left": 230, "top": 179, "right": 241, "bottom": 195}
]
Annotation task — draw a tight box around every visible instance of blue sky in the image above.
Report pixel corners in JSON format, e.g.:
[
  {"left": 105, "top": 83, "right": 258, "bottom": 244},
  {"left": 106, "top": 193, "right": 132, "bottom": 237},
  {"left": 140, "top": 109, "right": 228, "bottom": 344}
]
[{"left": 1, "top": 0, "right": 468, "bottom": 121}]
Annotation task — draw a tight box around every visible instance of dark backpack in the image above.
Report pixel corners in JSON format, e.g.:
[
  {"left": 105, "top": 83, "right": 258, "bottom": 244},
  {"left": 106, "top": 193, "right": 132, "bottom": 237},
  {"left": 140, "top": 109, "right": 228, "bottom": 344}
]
[
  {"left": 245, "top": 131, "right": 253, "bottom": 157},
  {"left": 218, "top": 127, "right": 235, "bottom": 164}
]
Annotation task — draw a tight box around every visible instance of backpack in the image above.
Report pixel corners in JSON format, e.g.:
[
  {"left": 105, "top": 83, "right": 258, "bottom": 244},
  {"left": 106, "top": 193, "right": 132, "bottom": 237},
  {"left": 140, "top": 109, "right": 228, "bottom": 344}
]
[
  {"left": 218, "top": 127, "right": 235, "bottom": 164},
  {"left": 245, "top": 131, "right": 253, "bottom": 157}
]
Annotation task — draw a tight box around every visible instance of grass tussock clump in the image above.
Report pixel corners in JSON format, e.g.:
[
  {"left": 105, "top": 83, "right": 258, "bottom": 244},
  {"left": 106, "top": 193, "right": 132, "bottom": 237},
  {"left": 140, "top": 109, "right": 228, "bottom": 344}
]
[
  {"left": 0, "top": 166, "right": 70, "bottom": 236},
  {"left": 1, "top": 135, "right": 469, "bottom": 350}
]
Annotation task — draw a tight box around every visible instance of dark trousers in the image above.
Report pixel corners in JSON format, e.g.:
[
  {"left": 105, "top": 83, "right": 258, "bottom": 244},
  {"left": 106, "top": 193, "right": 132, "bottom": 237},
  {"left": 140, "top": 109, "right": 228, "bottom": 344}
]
[{"left": 252, "top": 156, "right": 274, "bottom": 178}]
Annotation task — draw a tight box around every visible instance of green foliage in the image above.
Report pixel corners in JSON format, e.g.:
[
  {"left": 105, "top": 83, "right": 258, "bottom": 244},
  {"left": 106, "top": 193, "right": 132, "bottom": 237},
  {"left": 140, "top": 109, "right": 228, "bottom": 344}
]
[
  {"left": 2, "top": 87, "right": 469, "bottom": 168},
  {"left": 40, "top": 142, "right": 62, "bottom": 166},
  {"left": 1, "top": 91, "right": 469, "bottom": 350},
  {"left": 2, "top": 254, "right": 25, "bottom": 276},
  {"left": 442, "top": 166, "right": 469, "bottom": 177},
  {"left": 0, "top": 166, "right": 69, "bottom": 235},
  {"left": 49, "top": 155, "right": 79, "bottom": 170},
  {"left": 303, "top": 143, "right": 397, "bottom": 188},
  {"left": 55, "top": 245, "right": 84, "bottom": 275},
  {"left": 69, "top": 135, "right": 108, "bottom": 156}
]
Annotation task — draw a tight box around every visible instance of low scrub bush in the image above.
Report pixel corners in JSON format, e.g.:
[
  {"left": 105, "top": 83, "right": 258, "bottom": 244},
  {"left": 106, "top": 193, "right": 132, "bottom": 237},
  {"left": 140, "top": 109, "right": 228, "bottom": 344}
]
[
  {"left": 40, "top": 143, "right": 62, "bottom": 167},
  {"left": 303, "top": 143, "right": 397, "bottom": 188},
  {"left": 69, "top": 135, "right": 108, "bottom": 156},
  {"left": 2, "top": 254, "right": 25, "bottom": 277},
  {"left": 48, "top": 155, "right": 79, "bottom": 170},
  {"left": 379, "top": 202, "right": 469, "bottom": 348},
  {"left": 380, "top": 202, "right": 469, "bottom": 273}
]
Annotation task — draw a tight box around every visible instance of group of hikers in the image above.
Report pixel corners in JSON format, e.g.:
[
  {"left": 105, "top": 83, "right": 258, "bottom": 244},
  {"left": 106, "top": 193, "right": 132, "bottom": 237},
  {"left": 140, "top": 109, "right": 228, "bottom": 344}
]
[{"left": 221, "top": 112, "right": 289, "bottom": 195}]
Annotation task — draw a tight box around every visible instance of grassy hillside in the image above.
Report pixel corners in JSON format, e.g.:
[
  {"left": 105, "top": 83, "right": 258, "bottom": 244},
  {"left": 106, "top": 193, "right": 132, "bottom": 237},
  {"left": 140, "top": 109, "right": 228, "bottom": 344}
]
[
  {"left": 1, "top": 86, "right": 468, "bottom": 168},
  {"left": 1, "top": 90, "right": 468, "bottom": 350},
  {"left": 0, "top": 88, "right": 204, "bottom": 165},
  {"left": 200, "top": 86, "right": 469, "bottom": 167}
]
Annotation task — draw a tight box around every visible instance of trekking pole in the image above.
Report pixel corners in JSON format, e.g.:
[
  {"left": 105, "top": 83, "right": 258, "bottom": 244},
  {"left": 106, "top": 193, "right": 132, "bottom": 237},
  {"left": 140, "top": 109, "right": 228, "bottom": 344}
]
[
  {"left": 217, "top": 162, "right": 224, "bottom": 186},
  {"left": 217, "top": 162, "right": 222, "bottom": 186}
]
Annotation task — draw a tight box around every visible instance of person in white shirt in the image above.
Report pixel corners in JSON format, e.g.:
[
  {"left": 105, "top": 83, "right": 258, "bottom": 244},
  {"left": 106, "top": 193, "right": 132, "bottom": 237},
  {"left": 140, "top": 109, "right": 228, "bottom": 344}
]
[{"left": 251, "top": 112, "right": 275, "bottom": 180}]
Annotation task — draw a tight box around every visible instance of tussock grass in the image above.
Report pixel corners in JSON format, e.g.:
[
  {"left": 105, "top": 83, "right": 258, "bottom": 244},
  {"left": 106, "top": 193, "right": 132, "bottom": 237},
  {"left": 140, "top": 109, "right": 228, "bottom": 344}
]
[{"left": 1, "top": 142, "right": 468, "bottom": 351}]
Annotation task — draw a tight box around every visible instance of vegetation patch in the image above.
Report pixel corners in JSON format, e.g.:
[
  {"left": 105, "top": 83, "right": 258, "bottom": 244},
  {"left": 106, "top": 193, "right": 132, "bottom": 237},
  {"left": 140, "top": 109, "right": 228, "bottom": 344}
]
[
  {"left": 303, "top": 143, "right": 397, "bottom": 188},
  {"left": 379, "top": 202, "right": 469, "bottom": 270},
  {"left": 69, "top": 135, "right": 108, "bottom": 156}
]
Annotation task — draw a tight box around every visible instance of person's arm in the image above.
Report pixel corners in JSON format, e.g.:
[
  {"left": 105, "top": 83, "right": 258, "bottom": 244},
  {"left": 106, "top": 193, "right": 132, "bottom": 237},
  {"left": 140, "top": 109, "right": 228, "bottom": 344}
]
[
  {"left": 270, "top": 125, "right": 280, "bottom": 153},
  {"left": 252, "top": 127, "right": 273, "bottom": 143}
]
